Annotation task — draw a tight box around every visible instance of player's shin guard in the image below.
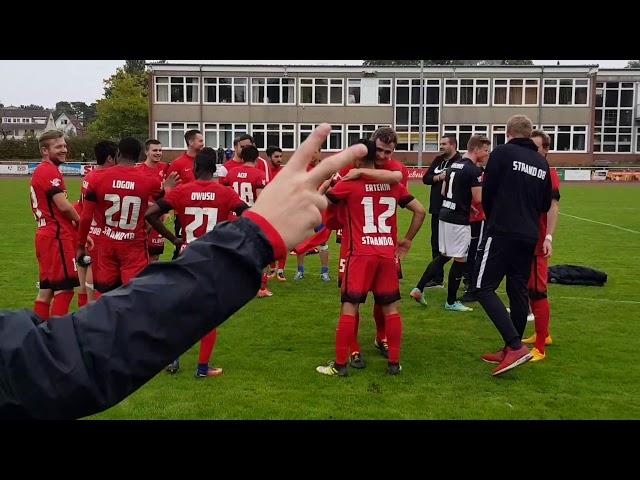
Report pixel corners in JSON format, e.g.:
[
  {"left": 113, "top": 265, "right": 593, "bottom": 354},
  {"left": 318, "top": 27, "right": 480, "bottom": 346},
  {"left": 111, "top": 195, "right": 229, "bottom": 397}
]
[
  {"left": 78, "top": 292, "right": 88, "bottom": 308},
  {"left": 373, "top": 303, "right": 386, "bottom": 343},
  {"left": 530, "top": 298, "right": 550, "bottom": 353},
  {"left": 33, "top": 300, "right": 50, "bottom": 321},
  {"left": 350, "top": 313, "right": 361, "bottom": 354},
  {"left": 50, "top": 290, "right": 74, "bottom": 317},
  {"left": 199, "top": 329, "right": 218, "bottom": 365},
  {"left": 384, "top": 313, "right": 402, "bottom": 363},
  {"left": 336, "top": 314, "right": 356, "bottom": 365}
]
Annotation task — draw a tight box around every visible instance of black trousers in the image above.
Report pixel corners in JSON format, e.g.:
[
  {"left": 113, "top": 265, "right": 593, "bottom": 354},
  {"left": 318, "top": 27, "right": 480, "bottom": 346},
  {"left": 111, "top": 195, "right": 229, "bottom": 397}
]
[
  {"left": 429, "top": 214, "right": 444, "bottom": 282},
  {"left": 465, "top": 220, "right": 484, "bottom": 289},
  {"left": 474, "top": 234, "right": 536, "bottom": 347}
]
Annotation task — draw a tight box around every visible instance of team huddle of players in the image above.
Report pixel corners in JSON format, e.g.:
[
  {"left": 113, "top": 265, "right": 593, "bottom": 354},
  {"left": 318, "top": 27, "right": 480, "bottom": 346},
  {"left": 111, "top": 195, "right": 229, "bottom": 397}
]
[{"left": 29, "top": 123, "right": 558, "bottom": 379}]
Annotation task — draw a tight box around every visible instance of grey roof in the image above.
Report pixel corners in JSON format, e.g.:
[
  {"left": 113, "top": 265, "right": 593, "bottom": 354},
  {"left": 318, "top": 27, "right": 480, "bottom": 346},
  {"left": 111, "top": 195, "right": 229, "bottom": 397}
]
[{"left": 0, "top": 108, "right": 51, "bottom": 118}]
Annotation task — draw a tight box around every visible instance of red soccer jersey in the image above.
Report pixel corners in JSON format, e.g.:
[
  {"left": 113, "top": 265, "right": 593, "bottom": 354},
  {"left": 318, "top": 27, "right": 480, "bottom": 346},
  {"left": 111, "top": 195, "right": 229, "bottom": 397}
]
[
  {"left": 29, "top": 159, "right": 76, "bottom": 240},
  {"left": 256, "top": 157, "right": 283, "bottom": 183},
  {"left": 80, "top": 167, "right": 110, "bottom": 237},
  {"left": 162, "top": 180, "right": 247, "bottom": 243},
  {"left": 326, "top": 179, "right": 414, "bottom": 258},
  {"left": 535, "top": 168, "right": 561, "bottom": 256},
  {"left": 223, "top": 158, "right": 244, "bottom": 173},
  {"left": 136, "top": 161, "right": 168, "bottom": 184},
  {"left": 221, "top": 164, "right": 266, "bottom": 207},
  {"left": 84, "top": 165, "right": 162, "bottom": 243},
  {"left": 166, "top": 152, "right": 195, "bottom": 184}
]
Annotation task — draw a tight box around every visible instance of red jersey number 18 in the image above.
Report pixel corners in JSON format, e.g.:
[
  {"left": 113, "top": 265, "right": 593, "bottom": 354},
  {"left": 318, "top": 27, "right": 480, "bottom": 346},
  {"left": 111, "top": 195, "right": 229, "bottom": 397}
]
[{"left": 232, "top": 182, "right": 254, "bottom": 206}]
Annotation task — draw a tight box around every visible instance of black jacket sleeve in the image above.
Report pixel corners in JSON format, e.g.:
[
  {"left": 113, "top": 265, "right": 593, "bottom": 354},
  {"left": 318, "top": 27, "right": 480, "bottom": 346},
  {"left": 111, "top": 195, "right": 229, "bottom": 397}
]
[
  {"left": 0, "top": 217, "right": 273, "bottom": 420},
  {"left": 423, "top": 159, "right": 439, "bottom": 185},
  {"left": 481, "top": 149, "right": 504, "bottom": 220}
]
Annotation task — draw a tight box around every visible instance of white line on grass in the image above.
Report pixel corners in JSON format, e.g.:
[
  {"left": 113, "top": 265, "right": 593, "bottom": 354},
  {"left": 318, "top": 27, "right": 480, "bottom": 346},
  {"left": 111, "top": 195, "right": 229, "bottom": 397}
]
[
  {"left": 559, "top": 212, "right": 640, "bottom": 234},
  {"left": 552, "top": 296, "right": 640, "bottom": 305}
]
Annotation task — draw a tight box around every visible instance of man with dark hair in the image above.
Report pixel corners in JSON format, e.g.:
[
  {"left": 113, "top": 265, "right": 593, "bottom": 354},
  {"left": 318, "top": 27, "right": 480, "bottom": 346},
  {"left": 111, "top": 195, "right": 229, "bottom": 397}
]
[
  {"left": 264, "top": 146, "right": 287, "bottom": 281},
  {"left": 476, "top": 115, "right": 552, "bottom": 376},
  {"left": 421, "top": 134, "right": 461, "bottom": 288},
  {"left": 74, "top": 140, "right": 118, "bottom": 306},
  {"left": 137, "top": 139, "right": 170, "bottom": 262},
  {"left": 30, "top": 130, "right": 81, "bottom": 320},
  {"left": 166, "top": 129, "right": 204, "bottom": 258},
  {"left": 223, "top": 134, "right": 255, "bottom": 173},
  {"left": 222, "top": 145, "right": 270, "bottom": 297},
  {"left": 76, "top": 138, "right": 169, "bottom": 295},
  {"left": 521, "top": 130, "right": 561, "bottom": 362},
  {"left": 146, "top": 150, "right": 249, "bottom": 378},
  {"left": 410, "top": 135, "right": 485, "bottom": 312}
]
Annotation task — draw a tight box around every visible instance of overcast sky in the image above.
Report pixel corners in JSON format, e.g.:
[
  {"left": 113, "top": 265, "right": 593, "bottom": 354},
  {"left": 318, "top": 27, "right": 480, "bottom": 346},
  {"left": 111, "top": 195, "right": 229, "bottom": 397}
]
[{"left": 0, "top": 59, "right": 631, "bottom": 109}]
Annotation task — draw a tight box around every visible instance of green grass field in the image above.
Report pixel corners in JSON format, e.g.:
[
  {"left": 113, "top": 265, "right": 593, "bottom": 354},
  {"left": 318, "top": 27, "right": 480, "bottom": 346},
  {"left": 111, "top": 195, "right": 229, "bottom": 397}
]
[{"left": 1, "top": 178, "right": 639, "bottom": 419}]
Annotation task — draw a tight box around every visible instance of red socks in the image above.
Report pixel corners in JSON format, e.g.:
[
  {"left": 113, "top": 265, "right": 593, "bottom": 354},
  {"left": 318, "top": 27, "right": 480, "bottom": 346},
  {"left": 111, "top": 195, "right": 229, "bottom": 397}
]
[
  {"left": 373, "top": 304, "right": 386, "bottom": 343},
  {"left": 33, "top": 300, "right": 50, "bottom": 321},
  {"left": 384, "top": 313, "right": 402, "bottom": 363},
  {"left": 199, "top": 329, "right": 218, "bottom": 364},
  {"left": 335, "top": 314, "right": 356, "bottom": 365},
  {"left": 350, "top": 313, "right": 361, "bottom": 354},
  {"left": 78, "top": 292, "right": 88, "bottom": 308},
  {"left": 277, "top": 256, "right": 287, "bottom": 270},
  {"left": 261, "top": 273, "right": 268, "bottom": 289},
  {"left": 50, "top": 291, "right": 74, "bottom": 317},
  {"left": 531, "top": 298, "right": 550, "bottom": 353}
]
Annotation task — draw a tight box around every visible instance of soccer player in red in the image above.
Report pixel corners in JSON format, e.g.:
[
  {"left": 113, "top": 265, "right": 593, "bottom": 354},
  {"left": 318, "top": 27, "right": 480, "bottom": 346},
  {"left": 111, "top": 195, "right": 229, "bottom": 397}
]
[
  {"left": 263, "top": 146, "right": 288, "bottom": 281},
  {"left": 222, "top": 145, "right": 271, "bottom": 297},
  {"left": 336, "top": 130, "right": 406, "bottom": 365},
  {"left": 77, "top": 138, "right": 165, "bottom": 294},
  {"left": 75, "top": 140, "right": 118, "bottom": 306},
  {"left": 166, "top": 129, "right": 203, "bottom": 259},
  {"left": 222, "top": 134, "right": 268, "bottom": 178},
  {"left": 522, "top": 130, "right": 561, "bottom": 362},
  {"left": 137, "top": 139, "right": 171, "bottom": 262},
  {"left": 316, "top": 150, "right": 426, "bottom": 376},
  {"left": 30, "top": 130, "right": 81, "bottom": 320},
  {"left": 146, "top": 151, "right": 249, "bottom": 378}
]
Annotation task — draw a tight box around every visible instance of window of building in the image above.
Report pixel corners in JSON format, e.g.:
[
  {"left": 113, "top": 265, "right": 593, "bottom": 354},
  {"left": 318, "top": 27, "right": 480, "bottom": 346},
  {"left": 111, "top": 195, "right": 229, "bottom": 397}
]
[
  {"left": 202, "top": 123, "right": 248, "bottom": 149},
  {"left": 493, "top": 79, "right": 539, "bottom": 105},
  {"left": 299, "top": 78, "right": 344, "bottom": 105},
  {"left": 347, "top": 78, "right": 392, "bottom": 105},
  {"left": 442, "top": 125, "right": 489, "bottom": 151},
  {"left": 155, "top": 76, "right": 199, "bottom": 103},
  {"left": 203, "top": 77, "right": 247, "bottom": 104},
  {"left": 594, "top": 81, "right": 635, "bottom": 152},
  {"left": 345, "top": 124, "right": 392, "bottom": 145},
  {"left": 250, "top": 78, "right": 295, "bottom": 104},
  {"left": 395, "top": 78, "right": 441, "bottom": 151},
  {"left": 156, "top": 122, "right": 201, "bottom": 149},
  {"left": 540, "top": 125, "right": 588, "bottom": 152},
  {"left": 251, "top": 124, "right": 296, "bottom": 150},
  {"left": 444, "top": 79, "right": 489, "bottom": 105},
  {"left": 299, "top": 124, "right": 343, "bottom": 150},
  {"left": 542, "top": 78, "right": 589, "bottom": 106}
]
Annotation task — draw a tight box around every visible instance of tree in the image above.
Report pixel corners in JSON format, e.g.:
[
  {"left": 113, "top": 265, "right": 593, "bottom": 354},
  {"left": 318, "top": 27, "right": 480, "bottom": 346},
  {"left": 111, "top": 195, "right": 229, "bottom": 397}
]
[
  {"left": 124, "top": 60, "right": 146, "bottom": 75},
  {"left": 626, "top": 60, "right": 640, "bottom": 68},
  {"left": 362, "top": 59, "right": 533, "bottom": 66},
  {"left": 88, "top": 68, "right": 148, "bottom": 140}
]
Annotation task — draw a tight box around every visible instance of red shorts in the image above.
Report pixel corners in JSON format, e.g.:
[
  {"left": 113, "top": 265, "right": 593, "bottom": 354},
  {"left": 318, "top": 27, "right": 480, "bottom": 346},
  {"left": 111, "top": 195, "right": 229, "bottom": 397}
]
[
  {"left": 338, "top": 251, "right": 402, "bottom": 287},
  {"left": 35, "top": 234, "right": 79, "bottom": 291},
  {"left": 528, "top": 254, "right": 548, "bottom": 299},
  {"left": 148, "top": 229, "right": 165, "bottom": 256},
  {"left": 92, "top": 239, "right": 148, "bottom": 293},
  {"left": 341, "top": 255, "right": 400, "bottom": 305},
  {"left": 294, "top": 226, "right": 331, "bottom": 255}
]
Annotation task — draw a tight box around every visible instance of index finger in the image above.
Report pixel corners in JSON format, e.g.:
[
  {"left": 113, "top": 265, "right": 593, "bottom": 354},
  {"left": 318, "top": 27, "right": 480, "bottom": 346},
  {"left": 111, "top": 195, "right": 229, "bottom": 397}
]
[
  {"left": 284, "top": 123, "right": 331, "bottom": 174},
  {"left": 307, "top": 143, "right": 368, "bottom": 187}
]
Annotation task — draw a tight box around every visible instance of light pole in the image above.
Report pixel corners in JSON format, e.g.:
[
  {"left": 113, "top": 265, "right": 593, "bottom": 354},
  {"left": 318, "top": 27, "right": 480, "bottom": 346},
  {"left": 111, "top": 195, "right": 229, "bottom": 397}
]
[{"left": 417, "top": 60, "right": 425, "bottom": 167}]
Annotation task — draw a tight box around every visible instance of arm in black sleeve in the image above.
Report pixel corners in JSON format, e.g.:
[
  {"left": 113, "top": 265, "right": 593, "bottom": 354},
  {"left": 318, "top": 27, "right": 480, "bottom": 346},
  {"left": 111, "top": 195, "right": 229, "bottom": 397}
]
[
  {"left": 0, "top": 217, "right": 274, "bottom": 420},
  {"left": 481, "top": 151, "right": 503, "bottom": 219},
  {"left": 423, "top": 159, "right": 439, "bottom": 185}
]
